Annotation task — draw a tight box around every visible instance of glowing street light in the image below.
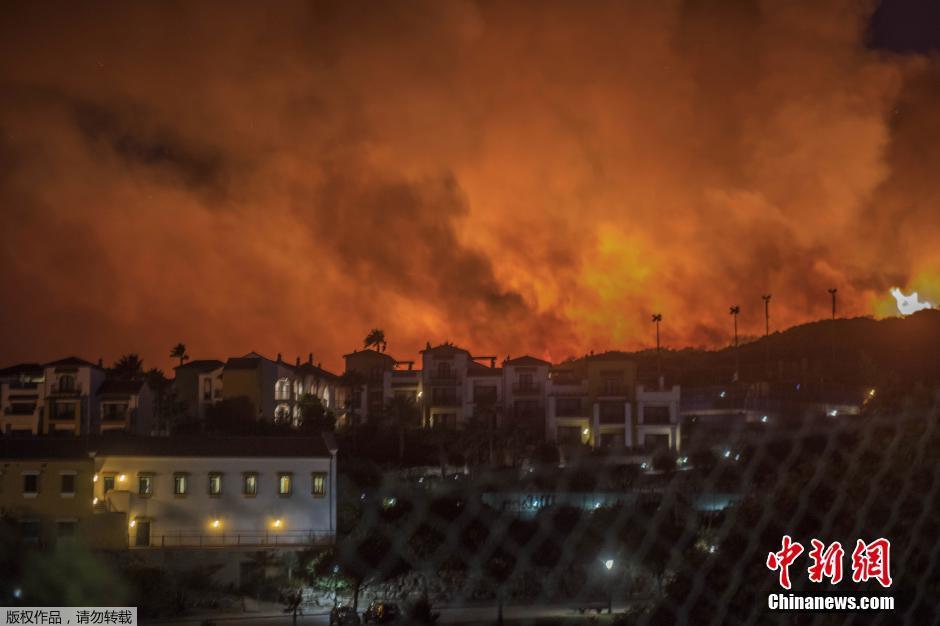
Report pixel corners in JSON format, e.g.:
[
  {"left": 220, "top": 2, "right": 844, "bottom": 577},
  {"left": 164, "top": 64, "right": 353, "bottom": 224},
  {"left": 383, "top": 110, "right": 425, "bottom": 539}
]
[
  {"left": 604, "top": 559, "right": 614, "bottom": 570},
  {"left": 273, "top": 519, "right": 282, "bottom": 529},
  {"left": 603, "top": 559, "right": 615, "bottom": 614},
  {"left": 129, "top": 519, "right": 136, "bottom": 528},
  {"left": 118, "top": 474, "right": 126, "bottom": 483}
]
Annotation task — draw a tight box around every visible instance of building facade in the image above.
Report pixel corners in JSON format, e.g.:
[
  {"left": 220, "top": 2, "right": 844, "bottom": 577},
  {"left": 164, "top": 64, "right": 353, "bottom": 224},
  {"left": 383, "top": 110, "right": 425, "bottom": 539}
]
[
  {"left": 0, "top": 363, "right": 44, "bottom": 435},
  {"left": 42, "top": 357, "right": 106, "bottom": 435}
]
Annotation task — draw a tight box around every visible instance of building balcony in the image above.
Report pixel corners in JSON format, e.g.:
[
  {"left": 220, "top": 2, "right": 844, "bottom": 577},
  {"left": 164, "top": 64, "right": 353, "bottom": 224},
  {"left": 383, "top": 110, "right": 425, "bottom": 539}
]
[
  {"left": 135, "top": 530, "right": 334, "bottom": 549},
  {"left": 512, "top": 382, "right": 542, "bottom": 394},
  {"left": 428, "top": 372, "right": 458, "bottom": 385},
  {"left": 49, "top": 386, "right": 83, "bottom": 397},
  {"left": 48, "top": 413, "right": 79, "bottom": 422},
  {"left": 596, "top": 385, "right": 629, "bottom": 397}
]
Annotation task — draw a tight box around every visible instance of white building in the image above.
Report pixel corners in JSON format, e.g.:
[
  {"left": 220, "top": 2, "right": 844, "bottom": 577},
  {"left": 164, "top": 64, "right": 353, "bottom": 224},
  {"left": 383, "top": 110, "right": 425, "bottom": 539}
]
[
  {"left": 97, "top": 379, "right": 156, "bottom": 435},
  {"left": 93, "top": 435, "right": 338, "bottom": 583},
  {"left": 0, "top": 363, "right": 45, "bottom": 435},
  {"left": 42, "top": 357, "right": 106, "bottom": 435}
]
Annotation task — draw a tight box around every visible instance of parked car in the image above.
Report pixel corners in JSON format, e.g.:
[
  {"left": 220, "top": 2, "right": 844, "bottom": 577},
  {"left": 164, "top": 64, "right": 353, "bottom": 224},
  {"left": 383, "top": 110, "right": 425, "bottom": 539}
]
[
  {"left": 363, "top": 601, "right": 401, "bottom": 623},
  {"left": 330, "top": 606, "right": 361, "bottom": 626}
]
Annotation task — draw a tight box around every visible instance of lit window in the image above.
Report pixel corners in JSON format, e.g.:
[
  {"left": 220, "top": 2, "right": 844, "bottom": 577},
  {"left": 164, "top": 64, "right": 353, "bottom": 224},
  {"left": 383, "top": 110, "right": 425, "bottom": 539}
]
[
  {"left": 60, "top": 474, "right": 76, "bottom": 496},
  {"left": 138, "top": 475, "right": 153, "bottom": 497},
  {"left": 311, "top": 472, "right": 327, "bottom": 497},
  {"left": 278, "top": 473, "right": 292, "bottom": 496},
  {"left": 22, "top": 473, "right": 39, "bottom": 496},
  {"left": 275, "top": 378, "right": 291, "bottom": 401},
  {"left": 173, "top": 473, "right": 188, "bottom": 496},
  {"left": 208, "top": 472, "right": 222, "bottom": 496},
  {"left": 243, "top": 473, "right": 258, "bottom": 496}
]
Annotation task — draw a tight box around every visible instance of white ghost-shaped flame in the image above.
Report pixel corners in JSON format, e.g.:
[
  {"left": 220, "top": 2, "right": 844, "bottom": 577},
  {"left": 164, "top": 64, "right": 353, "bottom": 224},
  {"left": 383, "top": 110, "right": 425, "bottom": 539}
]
[{"left": 890, "top": 288, "right": 935, "bottom": 316}]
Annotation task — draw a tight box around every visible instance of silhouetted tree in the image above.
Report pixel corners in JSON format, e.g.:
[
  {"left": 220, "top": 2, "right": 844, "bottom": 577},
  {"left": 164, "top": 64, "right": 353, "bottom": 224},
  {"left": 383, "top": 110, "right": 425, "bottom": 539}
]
[
  {"left": 111, "top": 354, "right": 144, "bottom": 380},
  {"left": 170, "top": 343, "right": 188, "bottom": 367},
  {"left": 363, "top": 329, "right": 386, "bottom": 352}
]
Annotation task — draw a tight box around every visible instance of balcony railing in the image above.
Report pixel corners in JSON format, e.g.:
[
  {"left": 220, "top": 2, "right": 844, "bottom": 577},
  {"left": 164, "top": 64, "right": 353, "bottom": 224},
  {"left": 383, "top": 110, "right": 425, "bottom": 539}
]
[
  {"left": 50, "top": 384, "right": 83, "bottom": 396},
  {"left": 49, "top": 412, "right": 78, "bottom": 422},
  {"left": 597, "top": 384, "right": 629, "bottom": 397},
  {"left": 135, "top": 530, "right": 334, "bottom": 549},
  {"left": 512, "top": 382, "right": 542, "bottom": 394},
  {"left": 428, "top": 371, "right": 457, "bottom": 385}
]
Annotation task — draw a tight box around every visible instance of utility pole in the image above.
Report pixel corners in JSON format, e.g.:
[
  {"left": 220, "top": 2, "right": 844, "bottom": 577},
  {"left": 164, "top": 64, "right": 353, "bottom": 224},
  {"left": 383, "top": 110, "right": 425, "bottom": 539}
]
[
  {"left": 762, "top": 294, "right": 772, "bottom": 380},
  {"left": 762, "top": 294, "right": 772, "bottom": 336},
  {"left": 652, "top": 313, "right": 663, "bottom": 384},
  {"left": 828, "top": 288, "right": 837, "bottom": 320},
  {"left": 729, "top": 306, "right": 740, "bottom": 381}
]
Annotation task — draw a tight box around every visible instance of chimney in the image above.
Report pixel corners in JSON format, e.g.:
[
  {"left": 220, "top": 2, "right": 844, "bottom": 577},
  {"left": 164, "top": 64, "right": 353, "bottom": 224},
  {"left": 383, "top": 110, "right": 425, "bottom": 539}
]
[
  {"left": 97, "top": 357, "right": 103, "bottom": 368},
  {"left": 296, "top": 356, "right": 301, "bottom": 367},
  {"left": 277, "top": 352, "right": 282, "bottom": 362},
  {"left": 490, "top": 357, "right": 496, "bottom": 368},
  {"left": 308, "top": 353, "right": 313, "bottom": 365}
]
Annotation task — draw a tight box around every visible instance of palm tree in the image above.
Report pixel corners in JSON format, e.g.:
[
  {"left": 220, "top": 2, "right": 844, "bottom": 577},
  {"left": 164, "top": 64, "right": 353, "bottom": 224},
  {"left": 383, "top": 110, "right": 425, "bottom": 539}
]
[
  {"left": 363, "top": 329, "right": 386, "bottom": 352},
  {"left": 112, "top": 354, "right": 144, "bottom": 380},
  {"left": 170, "top": 343, "right": 188, "bottom": 367}
]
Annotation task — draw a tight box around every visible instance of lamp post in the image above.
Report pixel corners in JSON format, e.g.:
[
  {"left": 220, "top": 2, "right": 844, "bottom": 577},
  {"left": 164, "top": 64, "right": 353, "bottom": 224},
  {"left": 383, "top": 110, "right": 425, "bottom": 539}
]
[
  {"left": 604, "top": 559, "right": 615, "bottom": 614},
  {"left": 651, "top": 313, "right": 663, "bottom": 383},
  {"left": 828, "top": 288, "right": 837, "bottom": 320},
  {"left": 729, "top": 306, "right": 740, "bottom": 381}
]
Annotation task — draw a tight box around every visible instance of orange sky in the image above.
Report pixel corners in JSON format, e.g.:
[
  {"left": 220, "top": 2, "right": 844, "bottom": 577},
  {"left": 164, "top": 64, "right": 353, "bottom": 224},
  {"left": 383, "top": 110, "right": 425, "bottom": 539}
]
[{"left": 1, "top": 1, "right": 938, "bottom": 373}]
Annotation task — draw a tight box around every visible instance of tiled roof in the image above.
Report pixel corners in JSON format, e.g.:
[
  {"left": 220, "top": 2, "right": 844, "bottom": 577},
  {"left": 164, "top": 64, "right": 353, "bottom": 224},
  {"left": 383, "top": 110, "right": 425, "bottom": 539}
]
[
  {"left": 504, "top": 355, "right": 551, "bottom": 367},
  {"left": 44, "top": 356, "right": 101, "bottom": 369},
  {"left": 174, "top": 359, "right": 224, "bottom": 372},
  {"left": 0, "top": 363, "right": 43, "bottom": 377}
]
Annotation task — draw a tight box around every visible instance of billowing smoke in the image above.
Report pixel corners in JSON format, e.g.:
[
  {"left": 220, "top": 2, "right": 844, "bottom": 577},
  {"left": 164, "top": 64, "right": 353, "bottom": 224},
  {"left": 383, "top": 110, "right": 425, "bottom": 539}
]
[{"left": 0, "top": 0, "right": 937, "bottom": 370}]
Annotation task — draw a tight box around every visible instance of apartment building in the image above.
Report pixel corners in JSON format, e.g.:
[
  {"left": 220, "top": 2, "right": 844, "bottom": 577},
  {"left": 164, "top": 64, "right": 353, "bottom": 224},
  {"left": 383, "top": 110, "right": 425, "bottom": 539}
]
[
  {"left": 0, "top": 439, "right": 125, "bottom": 549},
  {"left": 294, "top": 355, "right": 346, "bottom": 421},
  {"left": 343, "top": 348, "right": 397, "bottom": 424},
  {"left": 221, "top": 352, "right": 298, "bottom": 422},
  {"left": 42, "top": 357, "right": 107, "bottom": 435},
  {"left": 0, "top": 363, "right": 44, "bottom": 435},
  {"left": 0, "top": 435, "right": 338, "bottom": 584},
  {"left": 421, "top": 343, "right": 504, "bottom": 429},
  {"left": 173, "top": 359, "right": 225, "bottom": 421},
  {"left": 502, "top": 356, "right": 551, "bottom": 436},
  {"left": 546, "top": 352, "right": 682, "bottom": 451},
  {"left": 97, "top": 379, "right": 155, "bottom": 435}
]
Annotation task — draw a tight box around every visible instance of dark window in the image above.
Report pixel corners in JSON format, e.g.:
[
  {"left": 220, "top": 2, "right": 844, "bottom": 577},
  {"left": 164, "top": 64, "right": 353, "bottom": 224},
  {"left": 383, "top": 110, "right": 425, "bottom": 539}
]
[
  {"left": 60, "top": 474, "right": 75, "bottom": 495},
  {"left": 135, "top": 520, "right": 151, "bottom": 547},
  {"left": 23, "top": 474, "right": 39, "bottom": 495},
  {"left": 599, "top": 401, "right": 625, "bottom": 424},
  {"left": 432, "top": 388, "right": 458, "bottom": 405},
  {"left": 644, "top": 434, "right": 670, "bottom": 450},
  {"left": 432, "top": 413, "right": 457, "bottom": 429},
  {"left": 20, "top": 520, "right": 41, "bottom": 543},
  {"left": 474, "top": 385, "right": 497, "bottom": 404},
  {"left": 103, "top": 475, "right": 115, "bottom": 493},
  {"left": 643, "top": 405, "right": 671, "bottom": 425},
  {"left": 138, "top": 475, "right": 153, "bottom": 497},
  {"left": 58, "top": 375, "right": 75, "bottom": 392},
  {"left": 556, "top": 426, "right": 584, "bottom": 445},
  {"left": 203, "top": 379, "right": 212, "bottom": 400},
  {"left": 556, "top": 397, "right": 582, "bottom": 417}
]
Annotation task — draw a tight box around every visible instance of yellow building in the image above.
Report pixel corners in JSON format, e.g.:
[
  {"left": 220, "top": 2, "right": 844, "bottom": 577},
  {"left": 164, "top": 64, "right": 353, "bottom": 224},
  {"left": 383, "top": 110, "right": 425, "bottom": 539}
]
[{"left": 0, "top": 440, "right": 125, "bottom": 549}]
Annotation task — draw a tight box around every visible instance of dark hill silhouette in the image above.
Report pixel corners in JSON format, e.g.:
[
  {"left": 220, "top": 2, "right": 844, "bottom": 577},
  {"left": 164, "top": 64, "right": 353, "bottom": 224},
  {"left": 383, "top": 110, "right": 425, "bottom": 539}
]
[{"left": 622, "top": 309, "right": 940, "bottom": 388}]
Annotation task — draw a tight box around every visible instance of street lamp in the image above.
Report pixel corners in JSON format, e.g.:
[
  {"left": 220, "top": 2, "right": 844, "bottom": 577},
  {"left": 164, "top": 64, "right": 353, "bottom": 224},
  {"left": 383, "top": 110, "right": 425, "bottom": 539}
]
[{"left": 603, "top": 559, "right": 615, "bottom": 614}]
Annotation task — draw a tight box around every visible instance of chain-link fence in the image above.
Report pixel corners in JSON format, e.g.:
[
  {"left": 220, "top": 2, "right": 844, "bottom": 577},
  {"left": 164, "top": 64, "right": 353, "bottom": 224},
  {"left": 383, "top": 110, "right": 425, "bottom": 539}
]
[{"left": 325, "top": 396, "right": 939, "bottom": 625}]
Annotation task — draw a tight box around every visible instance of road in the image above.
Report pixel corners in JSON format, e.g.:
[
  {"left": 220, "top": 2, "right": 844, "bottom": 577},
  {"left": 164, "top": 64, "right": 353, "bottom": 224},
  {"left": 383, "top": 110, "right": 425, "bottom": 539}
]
[{"left": 146, "top": 602, "right": 634, "bottom": 625}]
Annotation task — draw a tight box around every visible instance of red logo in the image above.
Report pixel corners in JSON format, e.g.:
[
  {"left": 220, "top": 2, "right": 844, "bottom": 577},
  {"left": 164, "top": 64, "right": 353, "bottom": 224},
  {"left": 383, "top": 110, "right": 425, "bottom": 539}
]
[
  {"left": 807, "top": 539, "right": 844, "bottom": 584},
  {"left": 767, "top": 537, "right": 892, "bottom": 589},
  {"left": 766, "top": 535, "right": 804, "bottom": 590},
  {"left": 851, "top": 538, "right": 893, "bottom": 588}
]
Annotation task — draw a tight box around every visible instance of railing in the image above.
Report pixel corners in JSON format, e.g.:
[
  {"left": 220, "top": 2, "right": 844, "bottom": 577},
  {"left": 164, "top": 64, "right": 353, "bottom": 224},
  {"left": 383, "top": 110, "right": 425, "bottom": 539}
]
[
  {"left": 136, "top": 530, "right": 335, "bottom": 549},
  {"left": 428, "top": 371, "right": 457, "bottom": 384},
  {"left": 50, "top": 384, "right": 82, "bottom": 396},
  {"left": 597, "top": 384, "right": 629, "bottom": 397},
  {"left": 512, "top": 382, "right": 542, "bottom": 394}
]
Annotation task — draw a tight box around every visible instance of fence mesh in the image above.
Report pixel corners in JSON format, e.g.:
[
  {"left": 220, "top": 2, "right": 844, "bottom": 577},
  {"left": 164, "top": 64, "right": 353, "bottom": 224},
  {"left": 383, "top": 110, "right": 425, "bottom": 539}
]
[{"left": 329, "top": 396, "right": 940, "bottom": 625}]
